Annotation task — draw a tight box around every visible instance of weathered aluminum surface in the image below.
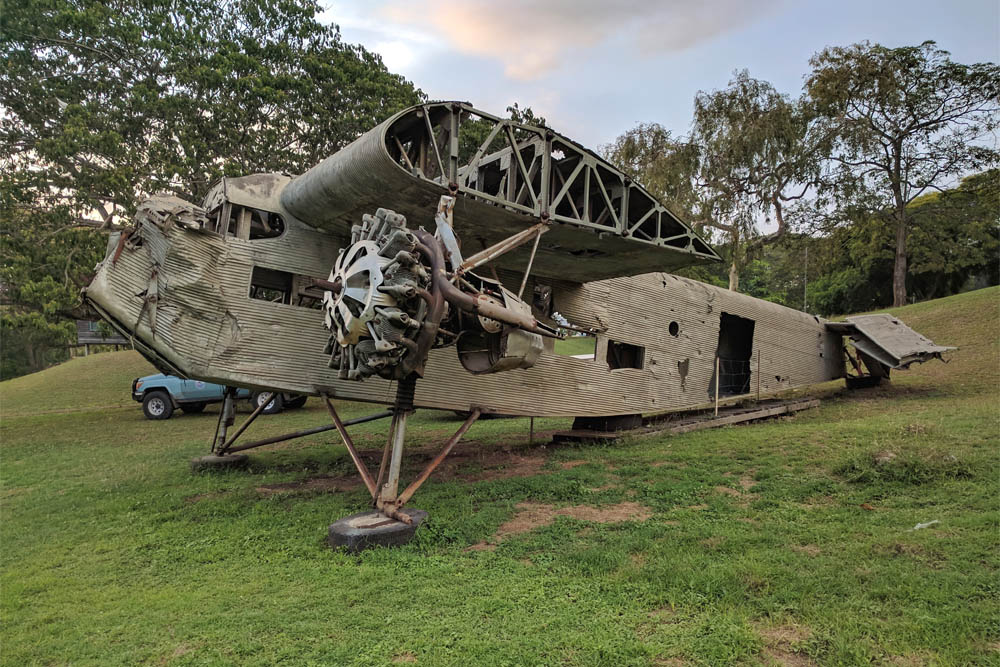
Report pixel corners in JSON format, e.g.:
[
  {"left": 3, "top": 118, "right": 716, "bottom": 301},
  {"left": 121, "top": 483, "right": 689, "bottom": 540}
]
[
  {"left": 84, "top": 196, "right": 845, "bottom": 417},
  {"left": 844, "top": 314, "right": 956, "bottom": 369},
  {"left": 278, "top": 102, "right": 720, "bottom": 283}
]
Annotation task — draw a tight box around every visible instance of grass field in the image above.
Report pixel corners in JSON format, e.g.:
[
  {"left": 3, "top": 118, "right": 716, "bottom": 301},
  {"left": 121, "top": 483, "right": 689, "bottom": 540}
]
[{"left": 2, "top": 287, "right": 998, "bottom": 665}]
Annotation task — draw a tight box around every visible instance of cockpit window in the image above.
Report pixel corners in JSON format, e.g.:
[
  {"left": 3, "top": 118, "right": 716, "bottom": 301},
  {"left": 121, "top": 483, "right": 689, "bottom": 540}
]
[
  {"left": 205, "top": 206, "right": 225, "bottom": 235},
  {"left": 208, "top": 204, "right": 285, "bottom": 240},
  {"left": 248, "top": 209, "right": 285, "bottom": 240}
]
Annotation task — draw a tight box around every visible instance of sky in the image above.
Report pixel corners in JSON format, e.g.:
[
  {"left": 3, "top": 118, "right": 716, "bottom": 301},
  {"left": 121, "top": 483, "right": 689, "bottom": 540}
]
[{"left": 322, "top": 0, "right": 999, "bottom": 152}]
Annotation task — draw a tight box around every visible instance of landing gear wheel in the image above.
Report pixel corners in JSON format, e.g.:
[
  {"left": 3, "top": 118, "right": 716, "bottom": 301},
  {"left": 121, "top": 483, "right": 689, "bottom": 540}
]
[
  {"left": 252, "top": 391, "right": 283, "bottom": 415},
  {"left": 327, "top": 508, "right": 429, "bottom": 553},
  {"left": 143, "top": 391, "right": 173, "bottom": 420},
  {"left": 190, "top": 453, "right": 249, "bottom": 472},
  {"left": 182, "top": 402, "right": 207, "bottom": 414}
]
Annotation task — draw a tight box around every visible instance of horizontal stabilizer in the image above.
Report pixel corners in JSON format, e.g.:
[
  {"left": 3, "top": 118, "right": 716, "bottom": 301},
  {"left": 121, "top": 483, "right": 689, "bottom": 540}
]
[{"left": 828, "top": 314, "right": 955, "bottom": 369}]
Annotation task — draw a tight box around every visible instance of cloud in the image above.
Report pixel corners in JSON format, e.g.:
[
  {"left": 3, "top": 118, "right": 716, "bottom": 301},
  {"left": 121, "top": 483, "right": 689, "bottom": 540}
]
[{"left": 380, "top": 0, "right": 783, "bottom": 80}]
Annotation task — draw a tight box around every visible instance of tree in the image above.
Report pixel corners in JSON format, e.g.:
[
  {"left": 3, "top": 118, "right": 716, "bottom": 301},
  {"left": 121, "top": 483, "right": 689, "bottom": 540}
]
[
  {"left": 0, "top": 0, "right": 423, "bottom": 376},
  {"left": 806, "top": 41, "right": 1000, "bottom": 306},
  {"left": 691, "top": 71, "right": 824, "bottom": 291},
  {"left": 602, "top": 123, "right": 701, "bottom": 221},
  {"left": 907, "top": 170, "right": 999, "bottom": 299},
  {"left": 602, "top": 123, "right": 729, "bottom": 288}
]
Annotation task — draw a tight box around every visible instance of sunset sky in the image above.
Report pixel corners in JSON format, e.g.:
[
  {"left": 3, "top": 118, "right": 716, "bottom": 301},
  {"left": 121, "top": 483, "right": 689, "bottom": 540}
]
[{"left": 325, "top": 0, "right": 999, "bottom": 151}]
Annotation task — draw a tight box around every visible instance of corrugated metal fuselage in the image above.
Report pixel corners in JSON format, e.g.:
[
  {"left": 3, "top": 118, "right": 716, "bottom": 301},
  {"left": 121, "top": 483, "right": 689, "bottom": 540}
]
[{"left": 85, "top": 194, "right": 845, "bottom": 418}]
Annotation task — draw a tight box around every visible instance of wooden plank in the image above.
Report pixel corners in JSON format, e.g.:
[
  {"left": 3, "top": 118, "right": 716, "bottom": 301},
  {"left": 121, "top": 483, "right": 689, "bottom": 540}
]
[{"left": 551, "top": 399, "right": 820, "bottom": 444}]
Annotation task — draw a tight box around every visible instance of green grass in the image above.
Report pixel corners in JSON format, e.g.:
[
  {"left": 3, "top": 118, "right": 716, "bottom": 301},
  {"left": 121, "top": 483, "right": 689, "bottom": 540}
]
[
  {"left": 2, "top": 287, "right": 998, "bottom": 665},
  {"left": 553, "top": 333, "right": 598, "bottom": 356}
]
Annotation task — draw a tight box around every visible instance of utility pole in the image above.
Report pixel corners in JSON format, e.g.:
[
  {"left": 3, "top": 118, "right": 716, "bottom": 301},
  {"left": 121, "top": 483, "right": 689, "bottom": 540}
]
[{"left": 803, "top": 244, "right": 808, "bottom": 312}]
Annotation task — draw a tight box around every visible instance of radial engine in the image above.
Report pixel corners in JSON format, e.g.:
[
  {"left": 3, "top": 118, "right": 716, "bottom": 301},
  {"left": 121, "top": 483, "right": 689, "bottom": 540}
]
[{"left": 323, "top": 197, "right": 560, "bottom": 381}]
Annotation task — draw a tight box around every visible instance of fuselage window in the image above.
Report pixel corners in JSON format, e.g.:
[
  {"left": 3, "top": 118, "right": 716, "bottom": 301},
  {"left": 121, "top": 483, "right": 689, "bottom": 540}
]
[
  {"left": 249, "top": 209, "right": 285, "bottom": 240},
  {"left": 249, "top": 266, "right": 292, "bottom": 304},
  {"left": 606, "top": 340, "right": 645, "bottom": 370},
  {"left": 220, "top": 205, "right": 286, "bottom": 240},
  {"left": 249, "top": 267, "right": 325, "bottom": 310}
]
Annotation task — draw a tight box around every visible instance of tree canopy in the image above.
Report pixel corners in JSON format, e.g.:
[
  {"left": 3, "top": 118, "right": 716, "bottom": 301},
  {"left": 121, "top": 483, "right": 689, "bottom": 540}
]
[
  {"left": 0, "top": 0, "right": 423, "bottom": 376},
  {"left": 807, "top": 40, "right": 999, "bottom": 306}
]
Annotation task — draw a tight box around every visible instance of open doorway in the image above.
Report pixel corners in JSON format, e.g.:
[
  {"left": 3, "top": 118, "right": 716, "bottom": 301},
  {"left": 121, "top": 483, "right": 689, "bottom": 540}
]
[{"left": 712, "top": 312, "right": 755, "bottom": 397}]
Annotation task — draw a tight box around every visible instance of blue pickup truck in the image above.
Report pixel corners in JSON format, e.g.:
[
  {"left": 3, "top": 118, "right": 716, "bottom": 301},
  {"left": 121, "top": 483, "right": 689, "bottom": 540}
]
[{"left": 131, "top": 374, "right": 307, "bottom": 419}]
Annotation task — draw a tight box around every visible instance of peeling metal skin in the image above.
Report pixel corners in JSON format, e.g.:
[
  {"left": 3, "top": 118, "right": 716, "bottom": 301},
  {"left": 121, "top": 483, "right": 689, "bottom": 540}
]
[{"left": 83, "top": 102, "right": 951, "bottom": 419}]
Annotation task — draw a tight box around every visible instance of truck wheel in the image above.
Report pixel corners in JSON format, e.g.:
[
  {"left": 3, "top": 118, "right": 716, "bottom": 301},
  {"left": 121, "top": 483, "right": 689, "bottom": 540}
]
[
  {"left": 252, "top": 391, "right": 283, "bottom": 415},
  {"left": 182, "top": 402, "right": 207, "bottom": 414},
  {"left": 143, "top": 391, "right": 174, "bottom": 420},
  {"left": 283, "top": 395, "right": 307, "bottom": 409}
]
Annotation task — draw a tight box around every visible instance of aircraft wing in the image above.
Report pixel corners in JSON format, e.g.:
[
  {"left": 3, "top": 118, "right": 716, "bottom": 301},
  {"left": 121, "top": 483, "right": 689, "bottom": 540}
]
[{"left": 279, "top": 102, "right": 721, "bottom": 283}]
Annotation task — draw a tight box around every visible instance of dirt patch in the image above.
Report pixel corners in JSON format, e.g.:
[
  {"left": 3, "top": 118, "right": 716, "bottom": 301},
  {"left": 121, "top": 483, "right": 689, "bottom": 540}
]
[
  {"left": 756, "top": 624, "right": 814, "bottom": 667},
  {"left": 158, "top": 643, "right": 196, "bottom": 665},
  {"left": 648, "top": 606, "right": 677, "bottom": 620},
  {"left": 630, "top": 553, "right": 646, "bottom": 567},
  {"left": 799, "top": 495, "right": 836, "bottom": 509},
  {"left": 701, "top": 536, "right": 726, "bottom": 550},
  {"left": 434, "top": 452, "right": 547, "bottom": 482},
  {"left": 497, "top": 501, "right": 651, "bottom": 538},
  {"left": 874, "top": 450, "right": 898, "bottom": 465},
  {"left": 467, "top": 501, "right": 652, "bottom": 550},
  {"left": 739, "top": 475, "right": 757, "bottom": 491},
  {"left": 688, "top": 504, "right": 709, "bottom": 511},
  {"left": 256, "top": 475, "right": 362, "bottom": 496},
  {"left": 791, "top": 544, "right": 822, "bottom": 557},
  {"left": 586, "top": 482, "right": 617, "bottom": 492},
  {"left": 558, "top": 459, "right": 589, "bottom": 469},
  {"left": 714, "top": 485, "right": 742, "bottom": 497},
  {"left": 392, "top": 653, "right": 417, "bottom": 663}
]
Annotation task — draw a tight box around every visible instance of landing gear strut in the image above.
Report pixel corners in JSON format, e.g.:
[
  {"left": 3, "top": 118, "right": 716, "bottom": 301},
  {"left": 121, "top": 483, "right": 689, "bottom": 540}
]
[
  {"left": 325, "top": 374, "right": 482, "bottom": 552},
  {"left": 190, "top": 387, "right": 249, "bottom": 471}
]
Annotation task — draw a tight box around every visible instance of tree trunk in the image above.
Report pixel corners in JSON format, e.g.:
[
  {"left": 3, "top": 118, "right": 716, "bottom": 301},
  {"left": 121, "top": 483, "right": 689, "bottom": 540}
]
[
  {"left": 773, "top": 196, "right": 786, "bottom": 235},
  {"left": 728, "top": 262, "right": 739, "bottom": 291},
  {"left": 25, "top": 342, "right": 39, "bottom": 373},
  {"left": 892, "top": 212, "right": 908, "bottom": 307}
]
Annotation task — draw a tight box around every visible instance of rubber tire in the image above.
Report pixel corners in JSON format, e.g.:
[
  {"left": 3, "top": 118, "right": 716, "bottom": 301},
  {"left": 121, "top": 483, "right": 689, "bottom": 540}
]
[
  {"left": 143, "top": 391, "right": 174, "bottom": 420},
  {"left": 181, "top": 402, "right": 207, "bottom": 414},
  {"left": 283, "top": 395, "right": 307, "bottom": 409},
  {"left": 252, "top": 391, "right": 283, "bottom": 415}
]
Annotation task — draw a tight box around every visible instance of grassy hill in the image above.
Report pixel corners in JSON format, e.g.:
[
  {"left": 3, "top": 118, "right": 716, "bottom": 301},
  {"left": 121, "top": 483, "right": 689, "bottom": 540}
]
[{"left": 1, "top": 287, "right": 997, "bottom": 665}]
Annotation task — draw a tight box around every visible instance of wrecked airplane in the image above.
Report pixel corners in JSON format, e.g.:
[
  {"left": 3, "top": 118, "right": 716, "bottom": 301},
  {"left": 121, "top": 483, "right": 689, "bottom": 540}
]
[{"left": 83, "top": 102, "right": 953, "bottom": 546}]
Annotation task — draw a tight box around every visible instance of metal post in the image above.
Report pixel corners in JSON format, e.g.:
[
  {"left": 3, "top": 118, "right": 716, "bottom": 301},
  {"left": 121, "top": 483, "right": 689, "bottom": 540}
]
[
  {"left": 217, "top": 392, "right": 272, "bottom": 453},
  {"left": 803, "top": 244, "right": 808, "bottom": 312},
  {"left": 714, "top": 356, "right": 720, "bottom": 417},
  {"left": 214, "top": 387, "right": 237, "bottom": 453},
  {"left": 226, "top": 410, "right": 393, "bottom": 454},
  {"left": 379, "top": 410, "right": 408, "bottom": 505},
  {"left": 397, "top": 409, "right": 481, "bottom": 506},
  {"left": 373, "top": 412, "right": 398, "bottom": 502},
  {"left": 323, "top": 395, "right": 377, "bottom": 498},
  {"left": 529, "top": 416, "right": 535, "bottom": 445},
  {"left": 756, "top": 355, "right": 761, "bottom": 402},
  {"left": 517, "top": 230, "right": 543, "bottom": 299}
]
